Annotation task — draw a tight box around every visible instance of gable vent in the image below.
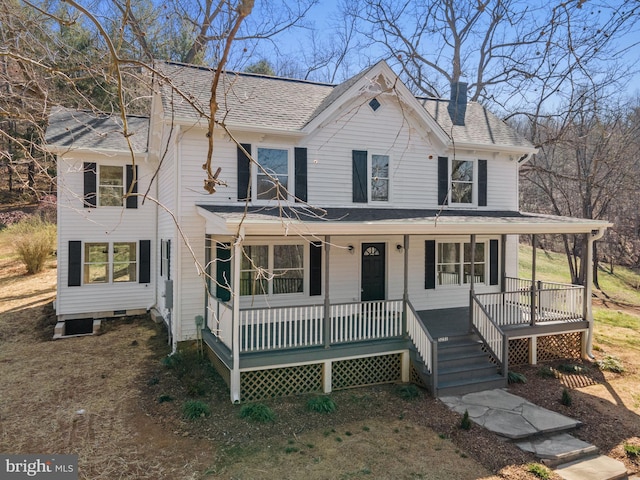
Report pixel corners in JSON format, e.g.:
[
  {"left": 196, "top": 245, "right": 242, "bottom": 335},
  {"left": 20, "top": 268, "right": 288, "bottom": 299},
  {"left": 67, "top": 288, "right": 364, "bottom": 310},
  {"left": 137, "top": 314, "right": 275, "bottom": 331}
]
[{"left": 369, "top": 98, "right": 381, "bottom": 111}]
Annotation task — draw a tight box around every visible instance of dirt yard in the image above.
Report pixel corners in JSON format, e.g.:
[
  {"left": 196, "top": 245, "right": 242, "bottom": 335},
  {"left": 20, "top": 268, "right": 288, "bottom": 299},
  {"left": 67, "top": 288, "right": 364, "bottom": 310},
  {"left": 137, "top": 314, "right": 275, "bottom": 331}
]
[{"left": 1, "top": 240, "right": 639, "bottom": 479}]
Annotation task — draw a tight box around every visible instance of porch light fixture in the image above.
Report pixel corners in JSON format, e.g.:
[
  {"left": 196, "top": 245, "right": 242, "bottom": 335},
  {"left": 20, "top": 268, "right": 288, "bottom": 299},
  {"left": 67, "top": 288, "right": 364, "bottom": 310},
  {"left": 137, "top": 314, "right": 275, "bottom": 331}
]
[
  {"left": 348, "top": 245, "right": 355, "bottom": 253},
  {"left": 396, "top": 244, "right": 404, "bottom": 252}
]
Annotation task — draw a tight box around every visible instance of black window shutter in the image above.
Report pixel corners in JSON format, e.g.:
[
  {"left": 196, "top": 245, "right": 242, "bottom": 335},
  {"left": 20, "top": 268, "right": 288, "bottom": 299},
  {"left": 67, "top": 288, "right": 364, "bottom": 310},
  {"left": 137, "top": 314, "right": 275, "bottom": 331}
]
[
  {"left": 489, "top": 239, "right": 499, "bottom": 286},
  {"left": 478, "top": 159, "right": 487, "bottom": 207},
  {"left": 126, "top": 164, "right": 138, "bottom": 209},
  {"left": 425, "top": 240, "right": 436, "bottom": 289},
  {"left": 295, "top": 147, "right": 308, "bottom": 203},
  {"left": 139, "top": 240, "right": 151, "bottom": 284},
  {"left": 237, "top": 143, "right": 251, "bottom": 201},
  {"left": 352, "top": 150, "right": 368, "bottom": 203},
  {"left": 437, "top": 157, "right": 448, "bottom": 206},
  {"left": 309, "top": 242, "right": 322, "bottom": 296},
  {"left": 216, "top": 243, "right": 232, "bottom": 301},
  {"left": 166, "top": 239, "right": 171, "bottom": 281},
  {"left": 68, "top": 241, "right": 82, "bottom": 287},
  {"left": 83, "top": 162, "right": 97, "bottom": 208}
]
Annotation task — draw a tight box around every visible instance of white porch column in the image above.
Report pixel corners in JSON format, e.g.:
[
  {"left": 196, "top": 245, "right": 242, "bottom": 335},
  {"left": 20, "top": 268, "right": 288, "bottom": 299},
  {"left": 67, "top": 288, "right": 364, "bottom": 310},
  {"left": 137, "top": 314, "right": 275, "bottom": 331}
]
[
  {"left": 230, "top": 233, "right": 243, "bottom": 403},
  {"left": 584, "top": 228, "right": 606, "bottom": 358},
  {"left": 324, "top": 236, "right": 331, "bottom": 348}
]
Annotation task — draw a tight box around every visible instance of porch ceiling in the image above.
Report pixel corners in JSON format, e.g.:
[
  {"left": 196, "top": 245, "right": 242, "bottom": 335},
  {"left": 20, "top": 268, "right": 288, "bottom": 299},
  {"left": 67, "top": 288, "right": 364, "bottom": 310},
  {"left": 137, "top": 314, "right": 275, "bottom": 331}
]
[{"left": 196, "top": 205, "right": 611, "bottom": 237}]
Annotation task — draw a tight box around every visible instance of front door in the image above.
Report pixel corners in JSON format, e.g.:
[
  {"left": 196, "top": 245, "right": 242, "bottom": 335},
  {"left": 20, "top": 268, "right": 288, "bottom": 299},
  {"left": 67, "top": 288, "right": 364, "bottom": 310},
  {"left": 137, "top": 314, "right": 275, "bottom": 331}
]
[{"left": 361, "top": 243, "right": 386, "bottom": 301}]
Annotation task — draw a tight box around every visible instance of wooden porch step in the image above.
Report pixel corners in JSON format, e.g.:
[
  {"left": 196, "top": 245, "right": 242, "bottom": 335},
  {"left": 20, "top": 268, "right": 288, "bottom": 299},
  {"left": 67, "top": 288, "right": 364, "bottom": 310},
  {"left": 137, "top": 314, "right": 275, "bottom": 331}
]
[{"left": 437, "top": 374, "right": 507, "bottom": 396}]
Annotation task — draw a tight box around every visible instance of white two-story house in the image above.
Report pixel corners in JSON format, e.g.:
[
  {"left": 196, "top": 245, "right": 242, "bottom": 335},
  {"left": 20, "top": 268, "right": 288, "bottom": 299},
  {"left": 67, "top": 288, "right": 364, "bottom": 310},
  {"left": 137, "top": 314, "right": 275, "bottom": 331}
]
[{"left": 46, "top": 60, "right": 610, "bottom": 402}]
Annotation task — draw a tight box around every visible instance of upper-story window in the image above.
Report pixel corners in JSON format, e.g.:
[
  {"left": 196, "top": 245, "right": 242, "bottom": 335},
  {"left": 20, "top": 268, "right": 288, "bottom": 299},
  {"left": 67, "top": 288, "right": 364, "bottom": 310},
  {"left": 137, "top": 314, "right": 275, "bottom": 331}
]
[
  {"left": 98, "top": 165, "right": 124, "bottom": 206},
  {"left": 371, "top": 155, "right": 389, "bottom": 201},
  {"left": 353, "top": 150, "right": 390, "bottom": 203},
  {"left": 256, "top": 147, "right": 290, "bottom": 201},
  {"left": 451, "top": 160, "right": 473, "bottom": 204},
  {"left": 437, "top": 157, "right": 487, "bottom": 207}
]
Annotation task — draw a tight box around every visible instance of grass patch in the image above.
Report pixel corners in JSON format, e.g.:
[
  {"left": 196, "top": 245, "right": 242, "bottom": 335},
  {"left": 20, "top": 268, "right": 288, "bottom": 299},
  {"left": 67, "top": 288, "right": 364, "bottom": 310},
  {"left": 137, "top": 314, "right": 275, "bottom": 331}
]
[
  {"left": 595, "top": 309, "right": 640, "bottom": 330},
  {"left": 239, "top": 403, "right": 276, "bottom": 423},
  {"left": 182, "top": 400, "right": 211, "bottom": 419},
  {"left": 306, "top": 395, "right": 337, "bottom": 413},
  {"left": 526, "top": 463, "right": 551, "bottom": 479}
]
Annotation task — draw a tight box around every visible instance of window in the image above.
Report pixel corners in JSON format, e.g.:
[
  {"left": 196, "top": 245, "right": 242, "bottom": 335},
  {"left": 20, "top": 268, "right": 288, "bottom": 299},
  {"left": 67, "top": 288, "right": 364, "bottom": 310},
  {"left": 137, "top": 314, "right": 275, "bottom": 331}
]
[
  {"left": 160, "top": 239, "right": 171, "bottom": 280},
  {"left": 84, "top": 242, "right": 137, "bottom": 284},
  {"left": 371, "top": 155, "right": 389, "bottom": 201},
  {"left": 437, "top": 242, "right": 485, "bottom": 286},
  {"left": 240, "top": 244, "right": 304, "bottom": 296},
  {"left": 451, "top": 159, "right": 473, "bottom": 204},
  {"left": 98, "top": 165, "right": 124, "bottom": 206},
  {"left": 256, "top": 148, "right": 289, "bottom": 200},
  {"left": 352, "top": 150, "right": 390, "bottom": 203}
]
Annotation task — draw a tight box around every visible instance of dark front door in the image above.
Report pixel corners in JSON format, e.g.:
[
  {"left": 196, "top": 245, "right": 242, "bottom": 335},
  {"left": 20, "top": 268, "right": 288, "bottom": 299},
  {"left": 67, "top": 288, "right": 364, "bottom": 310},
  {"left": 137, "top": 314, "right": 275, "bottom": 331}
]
[{"left": 361, "top": 243, "right": 386, "bottom": 301}]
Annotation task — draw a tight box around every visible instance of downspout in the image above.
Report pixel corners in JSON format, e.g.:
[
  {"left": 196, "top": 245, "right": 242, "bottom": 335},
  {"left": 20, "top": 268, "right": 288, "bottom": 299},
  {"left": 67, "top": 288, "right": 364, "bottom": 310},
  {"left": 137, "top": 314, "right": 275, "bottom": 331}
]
[
  {"left": 230, "top": 231, "right": 244, "bottom": 403},
  {"left": 171, "top": 124, "right": 182, "bottom": 355},
  {"left": 584, "top": 228, "right": 606, "bottom": 359}
]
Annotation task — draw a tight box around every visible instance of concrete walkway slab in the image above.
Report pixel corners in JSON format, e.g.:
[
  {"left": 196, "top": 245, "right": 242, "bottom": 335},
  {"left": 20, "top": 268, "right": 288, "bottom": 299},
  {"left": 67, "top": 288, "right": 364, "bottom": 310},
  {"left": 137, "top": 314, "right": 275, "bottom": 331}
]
[
  {"left": 555, "top": 454, "right": 628, "bottom": 480},
  {"left": 440, "top": 389, "right": 580, "bottom": 439},
  {"left": 516, "top": 433, "right": 598, "bottom": 466}
]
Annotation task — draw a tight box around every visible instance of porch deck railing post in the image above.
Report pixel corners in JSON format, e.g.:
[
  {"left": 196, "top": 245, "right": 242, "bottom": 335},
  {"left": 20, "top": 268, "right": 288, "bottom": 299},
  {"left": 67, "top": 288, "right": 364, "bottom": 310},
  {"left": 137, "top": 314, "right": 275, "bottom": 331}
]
[
  {"left": 402, "top": 234, "right": 409, "bottom": 337},
  {"left": 324, "top": 236, "right": 331, "bottom": 348}
]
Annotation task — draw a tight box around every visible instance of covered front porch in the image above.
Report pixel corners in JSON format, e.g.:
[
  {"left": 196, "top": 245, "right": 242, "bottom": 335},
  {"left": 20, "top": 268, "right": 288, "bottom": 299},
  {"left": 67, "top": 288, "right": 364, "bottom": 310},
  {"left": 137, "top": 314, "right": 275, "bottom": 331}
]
[{"left": 197, "top": 205, "right": 609, "bottom": 402}]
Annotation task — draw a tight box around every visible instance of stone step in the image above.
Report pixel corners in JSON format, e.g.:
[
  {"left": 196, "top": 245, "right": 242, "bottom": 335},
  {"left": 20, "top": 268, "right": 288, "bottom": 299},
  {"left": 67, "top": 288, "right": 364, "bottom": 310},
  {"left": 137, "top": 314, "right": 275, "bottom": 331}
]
[
  {"left": 554, "top": 454, "right": 628, "bottom": 480},
  {"left": 516, "top": 433, "right": 599, "bottom": 468}
]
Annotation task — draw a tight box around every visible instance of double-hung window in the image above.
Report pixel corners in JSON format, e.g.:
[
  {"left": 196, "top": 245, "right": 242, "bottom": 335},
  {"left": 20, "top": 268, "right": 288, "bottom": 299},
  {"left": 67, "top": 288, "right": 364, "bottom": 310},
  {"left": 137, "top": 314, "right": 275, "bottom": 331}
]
[
  {"left": 437, "top": 242, "right": 485, "bottom": 286},
  {"left": 84, "top": 242, "right": 137, "bottom": 284},
  {"left": 98, "top": 165, "right": 125, "bottom": 206},
  {"left": 371, "top": 154, "right": 389, "bottom": 201},
  {"left": 240, "top": 244, "right": 304, "bottom": 296},
  {"left": 451, "top": 159, "right": 474, "bottom": 205},
  {"left": 352, "top": 150, "right": 390, "bottom": 203},
  {"left": 256, "top": 147, "right": 289, "bottom": 201}
]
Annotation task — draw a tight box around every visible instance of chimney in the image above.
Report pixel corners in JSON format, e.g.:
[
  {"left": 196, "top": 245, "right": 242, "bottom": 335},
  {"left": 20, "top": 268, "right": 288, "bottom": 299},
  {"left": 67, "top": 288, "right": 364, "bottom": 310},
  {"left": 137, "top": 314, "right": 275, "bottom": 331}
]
[{"left": 448, "top": 82, "right": 468, "bottom": 126}]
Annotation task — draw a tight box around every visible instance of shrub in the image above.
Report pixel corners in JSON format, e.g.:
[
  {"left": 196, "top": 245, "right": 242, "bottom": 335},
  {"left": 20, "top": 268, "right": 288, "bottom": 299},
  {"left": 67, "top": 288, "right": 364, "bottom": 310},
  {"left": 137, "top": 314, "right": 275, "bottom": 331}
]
[
  {"left": 624, "top": 443, "right": 640, "bottom": 458},
  {"left": 597, "top": 355, "right": 625, "bottom": 373},
  {"left": 158, "top": 394, "right": 173, "bottom": 403},
  {"left": 306, "top": 395, "right": 337, "bottom": 413},
  {"left": 182, "top": 400, "right": 210, "bottom": 419},
  {"left": 537, "top": 366, "right": 557, "bottom": 378},
  {"left": 526, "top": 463, "right": 551, "bottom": 479},
  {"left": 561, "top": 388, "right": 572, "bottom": 406},
  {"left": 7, "top": 216, "right": 56, "bottom": 274},
  {"left": 395, "top": 384, "right": 421, "bottom": 400},
  {"left": 0, "top": 210, "right": 30, "bottom": 229},
  {"left": 460, "top": 410, "right": 472, "bottom": 430},
  {"left": 557, "top": 363, "right": 588, "bottom": 374},
  {"left": 508, "top": 371, "right": 527, "bottom": 384},
  {"left": 239, "top": 403, "right": 275, "bottom": 423}
]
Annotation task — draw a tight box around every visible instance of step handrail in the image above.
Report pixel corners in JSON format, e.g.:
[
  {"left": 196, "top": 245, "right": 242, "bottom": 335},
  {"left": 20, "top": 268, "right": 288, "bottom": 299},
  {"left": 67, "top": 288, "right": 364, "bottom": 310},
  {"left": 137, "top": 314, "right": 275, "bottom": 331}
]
[
  {"left": 405, "top": 300, "right": 438, "bottom": 393},
  {"left": 470, "top": 292, "right": 508, "bottom": 377}
]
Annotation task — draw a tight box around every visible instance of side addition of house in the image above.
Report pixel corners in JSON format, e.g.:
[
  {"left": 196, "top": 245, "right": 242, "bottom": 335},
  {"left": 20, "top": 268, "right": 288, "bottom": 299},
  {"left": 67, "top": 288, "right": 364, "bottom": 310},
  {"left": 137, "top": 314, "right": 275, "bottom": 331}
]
[{"left": 46, "top": 60, "right": 611, "bottom": 402}]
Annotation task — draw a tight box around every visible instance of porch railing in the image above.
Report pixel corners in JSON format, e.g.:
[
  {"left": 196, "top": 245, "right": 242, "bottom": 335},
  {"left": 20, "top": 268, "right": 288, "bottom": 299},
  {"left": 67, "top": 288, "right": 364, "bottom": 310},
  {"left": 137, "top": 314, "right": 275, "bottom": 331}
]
[
  {"left": 406, "top": 301, "right": 437, "bottom": 391},
  {"left": 471, "top": 293, "right": 507, "bottom": 375},
  {"left": 330, "top": 300, "right": 403, "bottom": 344},
  {"left": 239, "top": 304, "right": 324, "bottom": 352},
  {"left": 500, "top": 277, "right": 584, "bottom": 326},
  {"left": 209, "top": 299, "right": 234, "bottom": 350}
]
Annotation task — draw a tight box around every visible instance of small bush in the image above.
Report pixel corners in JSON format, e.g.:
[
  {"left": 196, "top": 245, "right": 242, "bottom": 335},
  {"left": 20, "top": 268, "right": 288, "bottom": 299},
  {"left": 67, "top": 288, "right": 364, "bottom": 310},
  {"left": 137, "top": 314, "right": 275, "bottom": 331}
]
[
  {"left": 7, "top": 216, "right": 56, "bottom": 274},
  {"left": 306, "top": 395, "right": 337, "bottom": 414},
  {"left": 182, "top": 400, "right": 210, "bottom": 419},
  {"left": 395, "top": 384, "right": 421, "bottom": 400},
  {"left": 240, "top": 403, "right": 275, "bottom": 423},
  {"left": 597, "top": 355, "right": 625, "bottom": 373},
  {"left": 460, "top": 410, "right": 472, "bottom": 430},
  {"left": 624, "top": 443, "right": 640, "bottom": 457},
  {"left": 526, "top": 463, "right": 551, "bottom": 479},
  {"left": 557, "top": 363, "right": 588, "bottom": 374},
  {"left": 561, "top": 388, "right": 572, "bottom": 406},
  {"left": 508, "top": 371, "right": 527, "bottom": 384},
  {"left": 158, "top": 394, "right": 173, "bottom": 403},
  {"left": 537, "top": 366, "right": 557, "bottom": 378}
]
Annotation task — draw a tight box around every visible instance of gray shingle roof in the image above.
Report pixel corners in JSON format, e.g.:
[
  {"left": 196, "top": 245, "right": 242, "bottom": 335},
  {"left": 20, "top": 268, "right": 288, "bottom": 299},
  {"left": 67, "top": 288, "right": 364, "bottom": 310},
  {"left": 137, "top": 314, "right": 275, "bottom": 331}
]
[
  {"left": 45, "top": 106, "right": 149, "bottom": 153},
  {"left": 420, "top": 98, "right": 532, "bottom": 149},
  {"left": 156, "top": 62, "right": 334, "bottom": 130},
  {"left": 157, "top": 61, "right": 533, "bottom": 150}
]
